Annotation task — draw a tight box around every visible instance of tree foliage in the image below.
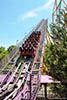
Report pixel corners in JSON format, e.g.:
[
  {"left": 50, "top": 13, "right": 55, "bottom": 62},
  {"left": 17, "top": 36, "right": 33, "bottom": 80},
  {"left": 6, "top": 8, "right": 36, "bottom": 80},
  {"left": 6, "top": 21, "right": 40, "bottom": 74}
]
[
  {"left": 0, "top": 47, "right": 8, "bottom": 60},
  {"left": 0, "top": 45, "right": 16, "bottom": 61},
  {"left": 7, "top": 45, "right": 16, "bottom": 53},
  {"left": 45, "top": 8, "right": 67, "bottom": 98}
]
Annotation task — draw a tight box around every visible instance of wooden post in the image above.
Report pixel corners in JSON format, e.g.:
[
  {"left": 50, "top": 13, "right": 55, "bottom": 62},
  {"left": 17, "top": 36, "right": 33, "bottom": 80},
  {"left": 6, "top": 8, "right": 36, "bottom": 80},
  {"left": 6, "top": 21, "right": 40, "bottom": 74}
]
[{"left": 44, "top": 83, "right": 47, "bottom": 99}]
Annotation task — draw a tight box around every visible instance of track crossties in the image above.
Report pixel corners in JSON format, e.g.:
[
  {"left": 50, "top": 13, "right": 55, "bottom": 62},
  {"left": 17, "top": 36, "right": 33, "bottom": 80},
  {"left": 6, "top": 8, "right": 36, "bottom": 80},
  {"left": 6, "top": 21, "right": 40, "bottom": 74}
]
[{"left": 19, "top": 31, "right": 41, "bottom": 57}]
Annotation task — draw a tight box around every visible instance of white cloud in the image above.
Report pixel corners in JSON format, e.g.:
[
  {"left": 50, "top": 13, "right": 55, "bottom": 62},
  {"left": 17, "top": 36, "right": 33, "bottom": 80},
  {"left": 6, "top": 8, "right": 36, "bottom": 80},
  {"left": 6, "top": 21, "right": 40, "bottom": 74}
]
[
  {"left": 21, "top": 0, "right": 54, "bottom": 20},
  {"left": 34, "top": 0, "right": 54, "bottom": 11},
  {"left": 21, "top": 11, "right": 38, "bottom": 20},
  {"left": 43, "top": 0, "right": 54, "bottom": 8}
]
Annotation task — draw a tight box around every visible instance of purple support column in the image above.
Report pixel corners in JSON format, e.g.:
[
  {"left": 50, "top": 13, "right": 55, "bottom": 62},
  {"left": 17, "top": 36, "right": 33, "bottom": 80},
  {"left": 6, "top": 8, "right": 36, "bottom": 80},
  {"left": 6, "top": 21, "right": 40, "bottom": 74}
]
[{"left": 30, "top": 74, "right": 32, "bottom": 99}]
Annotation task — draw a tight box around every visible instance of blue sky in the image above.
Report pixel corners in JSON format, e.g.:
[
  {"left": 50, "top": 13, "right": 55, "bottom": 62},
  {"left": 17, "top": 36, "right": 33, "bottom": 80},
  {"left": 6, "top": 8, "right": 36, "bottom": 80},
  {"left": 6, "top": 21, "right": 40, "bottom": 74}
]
[{"left": 0, "top": 0, "right": 63, "bottom": 49}]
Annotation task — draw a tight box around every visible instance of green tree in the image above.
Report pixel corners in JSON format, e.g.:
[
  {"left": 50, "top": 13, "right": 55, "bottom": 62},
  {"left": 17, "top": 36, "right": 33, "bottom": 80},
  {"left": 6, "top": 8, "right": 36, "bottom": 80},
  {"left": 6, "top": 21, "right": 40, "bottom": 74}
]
[
  {"left": 7, "top": 45, "right": 16, "bottom": 53},
  {"left": 0, "top": 47, "right": 8, "bottom": 60},
  {"left": 45, "top": 8, "right": 67, "bottom": 98}
]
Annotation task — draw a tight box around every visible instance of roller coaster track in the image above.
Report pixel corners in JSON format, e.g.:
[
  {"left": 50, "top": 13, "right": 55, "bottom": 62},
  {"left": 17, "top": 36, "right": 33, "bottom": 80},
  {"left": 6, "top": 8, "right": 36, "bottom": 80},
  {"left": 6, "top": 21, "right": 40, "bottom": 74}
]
[
  {"left": 0, "top": 19, "right": 43, "bottom": 74},
  {"left": 0, "top": 19, "right": 47, "bottom": 100},
  {"left": 0, "top": 20, "right": 44, "bottom": 87}
]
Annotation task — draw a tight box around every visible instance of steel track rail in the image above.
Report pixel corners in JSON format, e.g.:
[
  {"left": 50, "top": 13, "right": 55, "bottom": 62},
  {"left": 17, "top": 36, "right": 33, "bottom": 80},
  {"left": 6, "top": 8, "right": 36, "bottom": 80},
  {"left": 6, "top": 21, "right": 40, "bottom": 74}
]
[
  {"left": 0, "top": 62, "right": 22, "bottom": 92},
  {"left": 3, "top": 61, "right": 31, "bottom": 100}
]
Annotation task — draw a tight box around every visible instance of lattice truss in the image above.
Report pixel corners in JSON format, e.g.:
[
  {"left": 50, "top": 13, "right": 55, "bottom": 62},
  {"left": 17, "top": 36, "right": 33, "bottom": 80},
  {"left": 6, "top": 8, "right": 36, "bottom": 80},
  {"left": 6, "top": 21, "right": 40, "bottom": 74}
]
[{"left": 52, "top": 0, "right": 67, "bottom": 25}]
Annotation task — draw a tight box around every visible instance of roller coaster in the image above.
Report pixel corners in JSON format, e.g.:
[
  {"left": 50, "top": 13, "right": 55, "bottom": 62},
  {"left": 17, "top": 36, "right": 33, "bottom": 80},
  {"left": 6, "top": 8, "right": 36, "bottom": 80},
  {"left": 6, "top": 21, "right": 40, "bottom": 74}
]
[
  {"left": 0, "top": 19, "right": 47, "bottom": 100},
  {"left": 0, "top": 0, "right": 66, "bottom": 99}
]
